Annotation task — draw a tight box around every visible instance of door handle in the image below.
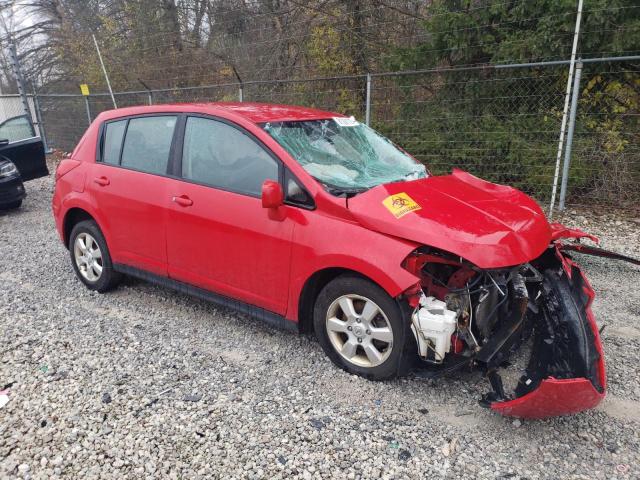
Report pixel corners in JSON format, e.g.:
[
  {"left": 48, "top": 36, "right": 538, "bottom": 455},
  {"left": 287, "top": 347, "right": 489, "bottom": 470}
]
[
  {"left": 172, "top": 195, "right": 193, "bottom": 207},
  {"left": 94, "top": 176, "right": 110, "bottom": 186}
]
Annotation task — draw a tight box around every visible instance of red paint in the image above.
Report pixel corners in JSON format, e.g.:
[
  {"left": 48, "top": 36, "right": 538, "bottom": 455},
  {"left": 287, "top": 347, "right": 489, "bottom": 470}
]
[
  {"left": 491, "top": 378, "right": 604, "bottom": 418},
  {"left": 451, "top": 335, "right": 465, "bottom": 355},
  {"left": 55, "top": 159, "right": 81, "bottom": 180},
  {"left": 52, "top": 103, "right": 606, "bottom": 418},
  {"left": 550, "top": 222, "right": 599, "bottom": 244},
  {"left": 348, "top": 169, "right": 552, "bottom": 269},
  {"left": 261, "top": 180, "right": 284, "bottom": 208},
  {"left": 164, "top": 177, "right": 295, "bottom": 314}
]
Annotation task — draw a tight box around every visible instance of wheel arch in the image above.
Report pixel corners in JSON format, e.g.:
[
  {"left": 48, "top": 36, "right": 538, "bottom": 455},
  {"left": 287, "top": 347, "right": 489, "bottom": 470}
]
[
  {"left": 297, "top": 267, "right": 406, "bottom": 334},
  {"left": 62, "top": 207, "right": 96, "bottom": 248}
]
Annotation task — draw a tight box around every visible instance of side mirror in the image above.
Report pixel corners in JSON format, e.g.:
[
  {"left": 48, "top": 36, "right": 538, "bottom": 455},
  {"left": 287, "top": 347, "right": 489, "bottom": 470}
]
[{"left": 261, "top": 179, "right": 284, "bottom": 208}]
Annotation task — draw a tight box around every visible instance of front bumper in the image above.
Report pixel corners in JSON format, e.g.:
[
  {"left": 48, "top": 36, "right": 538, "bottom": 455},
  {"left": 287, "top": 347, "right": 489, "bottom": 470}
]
[
  {"left": 488, "top": 245, "right": 606, "bottom": 418},
  {"left": 492, "top": 377, "right": 604, "bottom": 418},
  {"left": 0, "top": 174, "right": 26, "bottom": 206}
]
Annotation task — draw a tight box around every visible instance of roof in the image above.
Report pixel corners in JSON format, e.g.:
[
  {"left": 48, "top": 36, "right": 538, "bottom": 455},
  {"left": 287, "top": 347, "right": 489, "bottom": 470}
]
[
  {"left": 207, "top": 102, "right": 345, "bottom": 123},
  {"left": 98, "top": 102, "right": 345, "bottom": 124}
]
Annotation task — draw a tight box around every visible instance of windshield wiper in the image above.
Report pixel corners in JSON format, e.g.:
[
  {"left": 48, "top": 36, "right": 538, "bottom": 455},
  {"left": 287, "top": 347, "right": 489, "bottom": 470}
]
[
  {"left": 326, "top": 185, "right": 368, "bottom": 198},
  {"left": 313, "top": 177, "right": 369, "bottom": 198}
]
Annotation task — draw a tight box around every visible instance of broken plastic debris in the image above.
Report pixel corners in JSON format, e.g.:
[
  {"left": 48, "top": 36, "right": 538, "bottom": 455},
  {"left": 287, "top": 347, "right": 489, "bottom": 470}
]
[{"left": 0, "top": 390, "right": 9, "bottom": 409}]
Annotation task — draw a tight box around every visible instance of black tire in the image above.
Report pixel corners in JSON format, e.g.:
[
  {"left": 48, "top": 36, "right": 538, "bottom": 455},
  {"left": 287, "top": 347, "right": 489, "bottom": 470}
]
[
  {"left": 69, "top": 220, "right": 121, "bottom": 292},
  {"left": 313, "top": 274, "right": 416, "bottom": 380},
  {"left": 0, "top": 200, "right": 22, "bottom": 210}
]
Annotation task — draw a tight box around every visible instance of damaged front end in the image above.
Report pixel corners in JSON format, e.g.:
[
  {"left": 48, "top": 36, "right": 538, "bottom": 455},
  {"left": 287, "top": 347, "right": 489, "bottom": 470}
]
[{"left": 402, "top": 228, "right": 607, "bottom": 418}]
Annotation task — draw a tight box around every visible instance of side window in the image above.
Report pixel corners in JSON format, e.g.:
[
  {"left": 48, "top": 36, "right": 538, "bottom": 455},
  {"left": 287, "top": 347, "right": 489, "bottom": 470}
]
[
  {"left": 0, "top": 115, "right": 35, "bottom": 143},
  {"left": 102, "top": 120, "right": 127, "bottom": 165},
  {"left": 182, "top": 117, "right": 279, "bottom": 196},
  {"left": 121, "top": 116, "right": 177, "bottom": 175}
]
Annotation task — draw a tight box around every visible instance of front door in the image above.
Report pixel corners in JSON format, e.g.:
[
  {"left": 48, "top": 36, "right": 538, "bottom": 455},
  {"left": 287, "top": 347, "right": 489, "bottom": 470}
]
[
  {"left": 165, "top": 116, "right": 294, "bottom": 314},
  {"left": 0, "top": 115, "right": 48, "bottom": 181}
]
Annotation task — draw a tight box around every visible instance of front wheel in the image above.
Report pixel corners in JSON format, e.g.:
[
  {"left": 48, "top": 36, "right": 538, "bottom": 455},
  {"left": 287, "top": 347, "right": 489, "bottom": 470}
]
[{"left": 313, "top": 275, "right": 416, "bottom": 380}]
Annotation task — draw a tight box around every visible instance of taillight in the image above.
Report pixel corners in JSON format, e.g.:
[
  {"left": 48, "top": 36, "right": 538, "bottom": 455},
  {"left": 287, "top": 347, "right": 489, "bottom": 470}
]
[{"left": 55, "top": 159, "right": 81, "bottom": 181}]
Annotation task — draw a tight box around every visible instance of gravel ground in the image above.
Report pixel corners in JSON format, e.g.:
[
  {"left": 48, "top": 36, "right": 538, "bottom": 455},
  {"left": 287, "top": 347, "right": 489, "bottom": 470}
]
[{"left": 1, "top": 175, "right": 639, "bottom": 479}]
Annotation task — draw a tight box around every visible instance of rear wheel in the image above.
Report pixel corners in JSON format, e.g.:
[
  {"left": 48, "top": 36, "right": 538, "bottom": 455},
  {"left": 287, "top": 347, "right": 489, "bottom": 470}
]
[
  {"left": 69, "top": 220, "right": 121, "bottom": 292},
  {"left": 313, "top": 275, "right": 415, "bottom": 380}
]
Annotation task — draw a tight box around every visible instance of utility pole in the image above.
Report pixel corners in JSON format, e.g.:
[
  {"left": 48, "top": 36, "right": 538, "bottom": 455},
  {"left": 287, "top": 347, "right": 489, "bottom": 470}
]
[
  {"left": 92, "top": 34, "right": 117, "bottom": 108},
  {"left": 8, "top": 44, "right": 34, "bottom": 124}
]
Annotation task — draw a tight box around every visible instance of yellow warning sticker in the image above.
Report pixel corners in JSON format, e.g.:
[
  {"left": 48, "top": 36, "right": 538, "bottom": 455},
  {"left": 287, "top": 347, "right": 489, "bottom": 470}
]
[
  {"left": 79, "top": 84, "right": 90, "bottom": 96},
  {"left": 382, "top": 192, "right": 421, "bottom": 218}
]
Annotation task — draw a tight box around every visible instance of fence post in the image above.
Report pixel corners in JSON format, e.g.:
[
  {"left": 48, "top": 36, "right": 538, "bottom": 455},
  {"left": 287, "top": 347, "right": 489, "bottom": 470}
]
[
  {"left": 238, "top": 85, "right": 244, "bottom": 102},
  {"left": 549, "top": 0, "right": 583, "bottom": 218},
  {"left": 365, "top": 73, "right": 372, "bottom": 125},
  {"left": 148, "top": 92, "right": 153, "bottom": 105},
  {"left": 558, "top": 61, "right": 583, "bottom": 211},
  {"left": 32, "top": 92, "right": 50, "bottom": 153},
  {"left": 8, "top": 44, "right": 33, "bottom": 124},
  {"left": 84, "top": 96, "right": 92, "bottom": 125}
]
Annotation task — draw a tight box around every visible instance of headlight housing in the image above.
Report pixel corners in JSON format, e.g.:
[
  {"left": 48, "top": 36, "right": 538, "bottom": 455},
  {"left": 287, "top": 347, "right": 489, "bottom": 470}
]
[{"left": 0, "top": 160, "right": 18, "bottom": 178}]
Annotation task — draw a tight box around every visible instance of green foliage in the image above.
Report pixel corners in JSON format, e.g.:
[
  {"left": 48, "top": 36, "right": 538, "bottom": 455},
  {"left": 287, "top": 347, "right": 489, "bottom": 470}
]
[{"left": 380, "top": 0, "right": 640, "bottom": 205}]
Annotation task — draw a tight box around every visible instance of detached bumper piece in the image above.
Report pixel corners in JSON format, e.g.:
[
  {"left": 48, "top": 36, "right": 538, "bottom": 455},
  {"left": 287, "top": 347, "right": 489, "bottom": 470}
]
[
  {"left": 491, "top": 378, "right": 603, "bottom": 418},
  {"left": 481, "top": 252, "right": 605, "bottom": 419}
]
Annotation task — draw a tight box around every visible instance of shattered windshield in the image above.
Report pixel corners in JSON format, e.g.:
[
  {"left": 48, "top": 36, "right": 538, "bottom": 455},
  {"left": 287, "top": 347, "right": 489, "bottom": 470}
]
[{"left": 261, "top": 118, "right": 427, "bottom": 193}]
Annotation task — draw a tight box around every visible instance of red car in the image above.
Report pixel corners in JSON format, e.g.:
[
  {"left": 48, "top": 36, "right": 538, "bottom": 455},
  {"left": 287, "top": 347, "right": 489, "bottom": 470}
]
[{"left": 53, "top": 102, "right": 610, "bottom": 418}]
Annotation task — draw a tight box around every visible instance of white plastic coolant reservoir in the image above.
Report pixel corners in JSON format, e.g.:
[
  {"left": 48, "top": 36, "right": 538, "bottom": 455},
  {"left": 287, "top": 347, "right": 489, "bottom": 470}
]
[{"left": 412, "top": 296, "right": 458, "bottom": 362}]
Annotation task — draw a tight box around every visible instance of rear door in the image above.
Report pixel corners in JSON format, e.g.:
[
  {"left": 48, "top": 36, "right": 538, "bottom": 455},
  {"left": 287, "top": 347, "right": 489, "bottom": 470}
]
[
  {"left": 165, "top": 115, "right": 295, "bottom": 314},
  {"left": 0, "top": 115, "right": 48, "bottom": 181},
  {"left": 88, "top": 114, "right": 179, "bottom": 275}
]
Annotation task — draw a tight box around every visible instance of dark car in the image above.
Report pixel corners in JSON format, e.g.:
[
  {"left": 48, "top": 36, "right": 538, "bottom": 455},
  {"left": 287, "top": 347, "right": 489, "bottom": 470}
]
[{"left": 0, "top": 114, "right": 49, "bottom": 209}]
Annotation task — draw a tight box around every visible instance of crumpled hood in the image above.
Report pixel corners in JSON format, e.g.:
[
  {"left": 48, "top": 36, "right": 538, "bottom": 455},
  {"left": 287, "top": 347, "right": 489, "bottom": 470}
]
[{"left": 348, "top": 169, "right": 552, "bottom": 268}]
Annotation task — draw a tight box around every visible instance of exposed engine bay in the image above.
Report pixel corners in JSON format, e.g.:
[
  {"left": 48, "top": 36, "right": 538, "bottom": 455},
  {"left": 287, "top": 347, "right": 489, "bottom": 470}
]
[{"left": 401, "top": 224, "right": 618, "bottom": 418}]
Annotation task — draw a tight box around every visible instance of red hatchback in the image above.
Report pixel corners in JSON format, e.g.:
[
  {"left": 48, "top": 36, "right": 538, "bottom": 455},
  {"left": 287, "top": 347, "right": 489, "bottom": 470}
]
[{"left": 53, "top": 102, "right": 606, "bottom": 418}]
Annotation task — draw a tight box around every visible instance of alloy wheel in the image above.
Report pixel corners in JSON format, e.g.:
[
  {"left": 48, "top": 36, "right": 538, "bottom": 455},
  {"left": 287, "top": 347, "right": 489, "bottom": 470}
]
[
  {"left": 74, "top": 232, "right": 103, "bottom": 282},
  {"left": 325, "top": 294, "right": 394, "bottom": 368}
]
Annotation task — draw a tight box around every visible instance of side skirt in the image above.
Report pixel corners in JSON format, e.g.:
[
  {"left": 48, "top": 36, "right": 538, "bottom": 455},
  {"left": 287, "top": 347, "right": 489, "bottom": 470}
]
[{"left": 113, "top": 263, "right": 299, "bottom": 333}]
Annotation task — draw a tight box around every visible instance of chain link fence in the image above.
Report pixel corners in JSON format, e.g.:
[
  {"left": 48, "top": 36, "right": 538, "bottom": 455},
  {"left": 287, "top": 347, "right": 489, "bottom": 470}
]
[
  {"left": 2, "top": 60, "right": 639, "bottom": 215},
  {"left": 370, "top": 66, "right": 569, "bottom": 209}
]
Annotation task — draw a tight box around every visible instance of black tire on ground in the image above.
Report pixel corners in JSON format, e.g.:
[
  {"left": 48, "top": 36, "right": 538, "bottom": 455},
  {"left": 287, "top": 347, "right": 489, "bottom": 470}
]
[
  {"left": 69, "top": 220, "right": 121, "bottom": 293},
  {"left": 313, "top": 274, "right": 416, "bottom": 380},
  {"left": 0, "top": 200, "right": 22, "bottom": 210}
]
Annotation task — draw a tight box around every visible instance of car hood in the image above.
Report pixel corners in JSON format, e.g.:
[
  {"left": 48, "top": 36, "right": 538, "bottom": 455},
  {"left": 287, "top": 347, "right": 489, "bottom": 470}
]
[{"left": 347, "top": 169, "right": 551, "bottom": 268}]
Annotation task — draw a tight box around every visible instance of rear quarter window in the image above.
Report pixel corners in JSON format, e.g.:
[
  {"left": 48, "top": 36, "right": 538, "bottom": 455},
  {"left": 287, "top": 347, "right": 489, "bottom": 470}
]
[{"left": 102, "top": 120, "right": 127, "bottom": 165}]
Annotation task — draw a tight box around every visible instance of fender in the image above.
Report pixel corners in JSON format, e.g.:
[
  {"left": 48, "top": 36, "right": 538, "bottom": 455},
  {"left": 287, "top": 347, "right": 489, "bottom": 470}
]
[
  {"left": 286, "top": 215, "right": 421, "bottom": 321},
  {"left": 57, "top": 193, "right": 114, "bottom": 250}
]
